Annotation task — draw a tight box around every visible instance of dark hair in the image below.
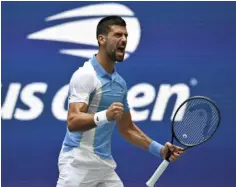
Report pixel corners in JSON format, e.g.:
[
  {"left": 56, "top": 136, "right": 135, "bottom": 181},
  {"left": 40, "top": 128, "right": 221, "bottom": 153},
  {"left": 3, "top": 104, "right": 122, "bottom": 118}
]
[{"left": 96, "top": 16, "right": 126, "bottom": 39}]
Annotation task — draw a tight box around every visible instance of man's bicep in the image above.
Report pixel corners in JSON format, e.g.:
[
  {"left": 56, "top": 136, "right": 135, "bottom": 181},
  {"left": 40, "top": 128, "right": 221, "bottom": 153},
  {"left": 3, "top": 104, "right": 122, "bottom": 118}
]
[
  {"left": 69, "top": 102, "right": 88, "bottom": 113},
  {"left": 67, "top": 102, "right": 88, "bottom": 120}
]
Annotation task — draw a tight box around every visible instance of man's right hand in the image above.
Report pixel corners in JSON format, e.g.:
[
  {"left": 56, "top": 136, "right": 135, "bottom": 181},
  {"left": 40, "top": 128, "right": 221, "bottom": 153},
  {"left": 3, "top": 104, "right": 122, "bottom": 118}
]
[{"left": 106, "top": 102, "right": 124, "bottom": 121}]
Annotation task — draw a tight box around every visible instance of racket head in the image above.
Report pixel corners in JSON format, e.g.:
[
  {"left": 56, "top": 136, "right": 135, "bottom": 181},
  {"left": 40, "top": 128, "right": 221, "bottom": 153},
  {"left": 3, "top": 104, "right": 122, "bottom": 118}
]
[{"left": 171, "top": 96, "right": 221, "bottom": 148}]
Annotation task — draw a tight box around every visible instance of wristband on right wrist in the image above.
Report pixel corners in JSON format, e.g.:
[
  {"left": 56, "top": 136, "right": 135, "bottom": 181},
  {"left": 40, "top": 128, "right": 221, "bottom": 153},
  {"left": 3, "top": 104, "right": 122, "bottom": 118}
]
[{"left": 94, "top": 110, "right": 108, "bottom": 126}]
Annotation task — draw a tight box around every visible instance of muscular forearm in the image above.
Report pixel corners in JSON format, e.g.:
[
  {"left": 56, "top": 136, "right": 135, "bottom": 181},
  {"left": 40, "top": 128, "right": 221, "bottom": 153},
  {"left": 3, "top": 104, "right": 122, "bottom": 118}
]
[
  {"left": 120, "top": 123, "right": 152, "bottom": 150},
  {"left": 67, "top": 113, "right": 96, "bottom": 132},
  {"left": 67, "top": 102, "right": 123, "bottom": 132}
]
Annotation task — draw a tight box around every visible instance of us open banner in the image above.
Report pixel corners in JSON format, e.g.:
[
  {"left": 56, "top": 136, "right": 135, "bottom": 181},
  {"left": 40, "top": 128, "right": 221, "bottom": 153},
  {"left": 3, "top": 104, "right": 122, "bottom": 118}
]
[{"left": 2, "top": 2, "right": 236, "bottom": 187}]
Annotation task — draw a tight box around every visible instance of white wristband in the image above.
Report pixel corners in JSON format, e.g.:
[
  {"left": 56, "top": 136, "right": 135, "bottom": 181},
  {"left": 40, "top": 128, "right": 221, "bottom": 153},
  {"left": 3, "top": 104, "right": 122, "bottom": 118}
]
[{"left": 94, "top": 110, "right": 109, "bottom": 126}]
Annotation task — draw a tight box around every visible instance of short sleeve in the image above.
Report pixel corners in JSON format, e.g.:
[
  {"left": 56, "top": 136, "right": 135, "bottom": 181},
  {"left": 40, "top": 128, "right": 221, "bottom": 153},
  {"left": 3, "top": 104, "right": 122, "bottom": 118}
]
[
  {"left": 68, "top": 69, "right": 95, "bottom": 104},
  {"left": 122, "top": 83, "right": 130, "bottom": 112}
]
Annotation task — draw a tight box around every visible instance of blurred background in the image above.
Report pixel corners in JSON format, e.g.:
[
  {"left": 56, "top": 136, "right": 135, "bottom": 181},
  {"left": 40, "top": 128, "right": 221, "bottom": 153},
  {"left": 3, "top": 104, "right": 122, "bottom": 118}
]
[{"left": 1, "top": 1, "right": 236, "bottom": 187}]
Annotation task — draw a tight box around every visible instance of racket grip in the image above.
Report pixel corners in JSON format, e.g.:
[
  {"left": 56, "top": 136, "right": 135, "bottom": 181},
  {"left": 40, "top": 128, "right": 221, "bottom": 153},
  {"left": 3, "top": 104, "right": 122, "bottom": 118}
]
[{"left": 146, "top": 160, "right": 170, "bottom": 187}]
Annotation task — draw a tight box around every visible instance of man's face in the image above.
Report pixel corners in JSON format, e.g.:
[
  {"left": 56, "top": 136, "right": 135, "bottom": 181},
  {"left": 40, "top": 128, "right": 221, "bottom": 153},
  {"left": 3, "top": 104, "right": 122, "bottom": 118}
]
[{"left": 104, "top": 25, "right": 128, "bottom": 62}]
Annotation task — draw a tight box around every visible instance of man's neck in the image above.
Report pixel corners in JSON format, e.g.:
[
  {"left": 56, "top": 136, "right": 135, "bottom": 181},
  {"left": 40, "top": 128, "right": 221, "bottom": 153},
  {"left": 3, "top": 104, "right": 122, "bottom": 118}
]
[{"left": 96, "top": 51, "right": 115, "bottom": 74}]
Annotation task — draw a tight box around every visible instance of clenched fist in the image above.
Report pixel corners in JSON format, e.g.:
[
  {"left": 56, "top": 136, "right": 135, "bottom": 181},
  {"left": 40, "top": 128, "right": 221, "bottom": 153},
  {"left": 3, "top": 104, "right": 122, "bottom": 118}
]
[
  {"left": 106, "top": 102, "right": 124, "bottom": 121},
  {"left": 161, "top": 142, "right": 184, "bottom": 162}
]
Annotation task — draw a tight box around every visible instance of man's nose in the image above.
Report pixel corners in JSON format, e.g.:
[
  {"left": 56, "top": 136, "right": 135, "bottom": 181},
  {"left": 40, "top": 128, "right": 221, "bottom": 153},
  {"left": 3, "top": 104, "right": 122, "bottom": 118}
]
[{"left": 121, "top": 35, "right": 127, "bottom": 44}]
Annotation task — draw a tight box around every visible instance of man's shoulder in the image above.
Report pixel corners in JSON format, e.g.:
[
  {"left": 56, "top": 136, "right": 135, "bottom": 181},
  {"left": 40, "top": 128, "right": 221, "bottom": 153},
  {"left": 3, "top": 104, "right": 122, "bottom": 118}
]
[
  {"left": 72, "top": 60, "right": 95, "bottom": 78},
  {"left": 70, "top": 60, "right": 96, "bottom": 83}
]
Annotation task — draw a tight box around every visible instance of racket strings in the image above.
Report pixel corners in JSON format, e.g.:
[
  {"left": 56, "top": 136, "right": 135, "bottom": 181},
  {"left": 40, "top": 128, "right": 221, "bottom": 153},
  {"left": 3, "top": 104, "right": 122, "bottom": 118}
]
[
  {"left": 175, "top": 110, "right": 205, "bottom": 145},
  {"left": 173, "top": 98, "right": 220, "bottom": 146}
]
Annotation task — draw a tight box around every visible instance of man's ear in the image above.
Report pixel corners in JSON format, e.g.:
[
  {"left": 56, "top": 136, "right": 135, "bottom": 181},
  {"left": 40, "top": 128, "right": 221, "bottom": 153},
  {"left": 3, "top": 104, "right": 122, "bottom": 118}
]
[{"left": 98, "top": 34, "right": 106, "bottom": 45}]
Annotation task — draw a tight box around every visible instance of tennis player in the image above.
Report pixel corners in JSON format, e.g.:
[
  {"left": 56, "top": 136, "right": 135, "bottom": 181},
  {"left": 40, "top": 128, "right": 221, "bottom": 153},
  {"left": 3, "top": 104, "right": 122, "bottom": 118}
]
[{"left": 56, "top": 16, "right": 184, "bottom": 187}]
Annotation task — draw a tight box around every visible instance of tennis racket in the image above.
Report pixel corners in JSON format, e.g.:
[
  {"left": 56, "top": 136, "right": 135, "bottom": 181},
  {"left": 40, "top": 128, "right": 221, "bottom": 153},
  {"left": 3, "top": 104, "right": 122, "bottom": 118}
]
[{"left": 146, "top": 96, "right": 221, "bottom": 187}]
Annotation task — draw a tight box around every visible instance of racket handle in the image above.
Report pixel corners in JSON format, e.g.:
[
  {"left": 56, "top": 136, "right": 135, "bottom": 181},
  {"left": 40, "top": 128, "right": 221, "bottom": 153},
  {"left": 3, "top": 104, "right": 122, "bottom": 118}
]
[{"left": 146, "top": 160, "right": 170, "bottom": 187}]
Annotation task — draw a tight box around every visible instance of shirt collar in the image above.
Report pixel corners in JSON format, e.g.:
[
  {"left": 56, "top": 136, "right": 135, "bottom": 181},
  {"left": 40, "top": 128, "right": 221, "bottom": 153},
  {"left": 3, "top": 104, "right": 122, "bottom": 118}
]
[{"left": 90, "top": 55, "right": 117, "bottom": 79}]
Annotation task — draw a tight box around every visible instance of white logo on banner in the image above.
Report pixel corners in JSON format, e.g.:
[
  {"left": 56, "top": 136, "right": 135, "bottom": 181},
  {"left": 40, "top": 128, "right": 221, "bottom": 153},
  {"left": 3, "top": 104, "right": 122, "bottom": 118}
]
[{"left": 27, "top": 3, "right": 141, "bottom": 60}]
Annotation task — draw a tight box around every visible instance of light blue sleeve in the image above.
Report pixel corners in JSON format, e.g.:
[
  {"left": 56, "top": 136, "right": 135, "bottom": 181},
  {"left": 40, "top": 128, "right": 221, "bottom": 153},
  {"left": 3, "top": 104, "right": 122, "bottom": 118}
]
[{"left": 122, "top": 83, "right": 130, "bottom": 112}]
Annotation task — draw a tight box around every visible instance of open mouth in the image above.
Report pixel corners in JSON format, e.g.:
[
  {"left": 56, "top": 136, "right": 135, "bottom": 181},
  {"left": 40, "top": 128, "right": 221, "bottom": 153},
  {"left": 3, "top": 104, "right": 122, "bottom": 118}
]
[{"left": 117, "top": 46, "right": 125, "bottom": 54}]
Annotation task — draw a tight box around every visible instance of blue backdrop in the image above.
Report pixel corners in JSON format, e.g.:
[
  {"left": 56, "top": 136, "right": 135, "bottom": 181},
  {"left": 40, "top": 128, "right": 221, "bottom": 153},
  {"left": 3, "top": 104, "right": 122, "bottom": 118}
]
[{"left": 2, "top": 2, "right": 236, "bottom": 187}]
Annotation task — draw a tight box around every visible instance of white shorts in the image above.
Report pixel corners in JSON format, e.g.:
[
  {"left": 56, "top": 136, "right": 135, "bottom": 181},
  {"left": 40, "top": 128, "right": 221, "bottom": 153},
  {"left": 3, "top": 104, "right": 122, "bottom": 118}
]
[{"left": 56, "top": 148, "right": 124, "bottom": 187}]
